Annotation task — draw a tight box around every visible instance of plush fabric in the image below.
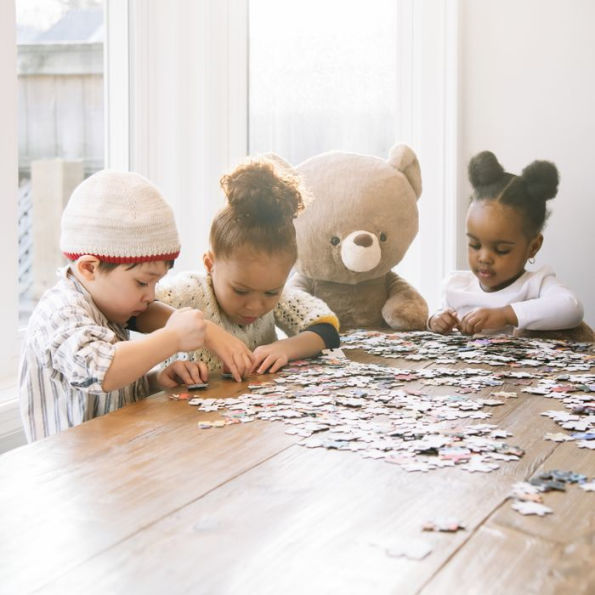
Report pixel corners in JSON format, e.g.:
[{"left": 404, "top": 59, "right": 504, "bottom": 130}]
[{"left": 288, "top": 143, "right": 428, "bottom": 330}]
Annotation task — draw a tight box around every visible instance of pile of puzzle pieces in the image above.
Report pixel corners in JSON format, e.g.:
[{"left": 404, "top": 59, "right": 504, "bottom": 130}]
[{"left": 186, "top": 331, "right": 593, "bottom": 475}]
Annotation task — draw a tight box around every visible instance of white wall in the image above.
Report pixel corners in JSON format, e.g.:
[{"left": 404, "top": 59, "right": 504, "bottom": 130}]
[{"left": 458, "top": 0, "right": 595, "bottom": 327}]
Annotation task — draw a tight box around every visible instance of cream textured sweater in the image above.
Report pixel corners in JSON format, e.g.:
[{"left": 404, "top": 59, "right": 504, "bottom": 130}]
[{"left": 156, "top": 272, "right": 339, "bottom": 372}]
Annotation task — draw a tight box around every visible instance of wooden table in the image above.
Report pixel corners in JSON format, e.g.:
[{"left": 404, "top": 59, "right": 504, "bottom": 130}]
[{"left": 1, "top": 337, "right": 594, "bottom": 595}]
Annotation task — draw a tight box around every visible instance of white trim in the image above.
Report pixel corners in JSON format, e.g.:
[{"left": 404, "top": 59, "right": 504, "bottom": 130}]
[
  {"left": 128, "top": 0, "right": 150, "bottom": 174},
  {"left": 0, "top": 1, "right": 19, "bottom": 382},
  {"left": 442, "top": 1, "right": 460, "bottom": 278},
  {"left": 227, "top": 0, "right": 249, "bottom": 164},
  {"left": 395, "top": 0, "right": 414, "bottom": 143},
  {"left": 104, "top": 0, "right": 130, "bottom": 171},
  {"left": 398, "top": 0, "right": 459, "bottom": 313},
  {"left": 0, "top": 391, "right": 26, "bottom": 453}
]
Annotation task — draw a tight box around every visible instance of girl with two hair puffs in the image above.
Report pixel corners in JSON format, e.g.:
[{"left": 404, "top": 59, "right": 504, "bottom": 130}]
[
  {"left": 428, "top": 151, "right": 585, "bottom": 336},
  {"left": 155, "top": 157, "right": 340, "bottom": 378}
]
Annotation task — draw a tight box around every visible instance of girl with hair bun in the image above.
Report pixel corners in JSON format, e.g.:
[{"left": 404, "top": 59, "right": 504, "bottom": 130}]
[
  {"left": 156, "top": 157, "right": 340, "bottom": 379},
  {"left": 428, "top": 151, "right": 585, "bottom": 336}
]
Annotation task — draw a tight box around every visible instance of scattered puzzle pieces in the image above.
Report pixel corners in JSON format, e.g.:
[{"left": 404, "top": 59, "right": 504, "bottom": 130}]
[
  {"left": 422, "top": 518, "right": 465, "bottom": 532},
  {"left": 180, "top": 330, "right": 593, "bottom": 474},
  {"left": 512, "top": 501, "right": 553, "bottom": 516}
]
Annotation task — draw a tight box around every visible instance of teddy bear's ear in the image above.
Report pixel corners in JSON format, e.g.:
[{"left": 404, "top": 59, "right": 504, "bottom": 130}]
[
  {"left": 260, "top": 152, "right": 293, "bottom": 172},
  {"left": 387, "top": 144, "right": 422, "bottom": 199}
]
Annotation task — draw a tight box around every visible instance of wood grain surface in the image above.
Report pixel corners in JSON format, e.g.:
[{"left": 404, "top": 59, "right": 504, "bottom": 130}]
[{"left": 1, "top": 340, "right": 593, "bottom": 595}]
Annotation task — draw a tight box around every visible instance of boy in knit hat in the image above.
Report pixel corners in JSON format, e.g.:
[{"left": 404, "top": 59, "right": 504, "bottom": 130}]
[{"left": 19, "top": 170, "right": 209, "bottom": 442}]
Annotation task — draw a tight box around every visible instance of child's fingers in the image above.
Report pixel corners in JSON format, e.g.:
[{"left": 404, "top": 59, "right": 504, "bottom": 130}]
[
  {"left": 267, "top": 357, "right": 286, "bottom": 374},
  {"left": 444, "top": 311, "right": 458, "bottom": 327},
  {"left": 460, "top": 314, "right": 480, "bottom": 335},
  {"left": 229, "top": 352, "right": 250, "bottom": 382},
  {"left": 239, "top": 351, "right": 254, "bottom": 375},
  {"left": 256, "top": 354, "right": 276, "bottom": 374},
  {"left": 458, "top": 316, "right": 469, "bottom": 334},
  {"left": 227, "top": 362, "right": 242, "bottom": 383},
  {"left": 430, "top": 310, "right": 458, "bottom": 334},
  {"left": 197, "top": 361, "right": 209, "bottom": 383},
  {"left": 188, "top": 362, "right": 203, "bottom": 385},
  {"left": 174, "top": 362, "right": 196, "bottom": 385},
  {"left": 220, "top": 357, "right": 240, "bottom": 382},
  {"left": 433, "top": 314, "right": 452, "bottom": 333},
  {"left": 250, "top": 352, "right": 266, "bottom": 374}
]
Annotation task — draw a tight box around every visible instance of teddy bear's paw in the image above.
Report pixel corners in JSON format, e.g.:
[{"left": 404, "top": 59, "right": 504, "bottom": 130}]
[{"left": 383, "top": 302, "right": 429, "bottom": 331}]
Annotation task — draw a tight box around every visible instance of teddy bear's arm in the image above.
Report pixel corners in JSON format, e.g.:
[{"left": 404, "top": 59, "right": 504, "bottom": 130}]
[
  {"left": 382, "top": 272, "right": 429, "bottom": 331},
  {"left": 286, "top": 272, "right": 314, "bottom": 294}
]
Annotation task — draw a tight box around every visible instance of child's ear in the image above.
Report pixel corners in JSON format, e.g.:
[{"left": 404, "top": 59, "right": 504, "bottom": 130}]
[
  {"left": 529, "top": 234, "right": 544, "bottom": 258},
  {"left": 203, "top": 251, "right": 215, "bottom": 273},
  {"left": 76, "top": 255, "right": 101, "bottom": 281}
]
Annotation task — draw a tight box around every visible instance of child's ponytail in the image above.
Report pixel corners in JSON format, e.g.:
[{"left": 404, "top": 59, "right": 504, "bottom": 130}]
[
  {"left": 520, "top": 160, "right": 559, "bottom": 203},
  {"left": 220, "top": 160, "right": 303, "bottom": 227},
  {"left": 211, "top": 157, "right": 305, "bottom": 259},
  {"left": 468, "top": 151, "right": 506, "bottom": 190}
]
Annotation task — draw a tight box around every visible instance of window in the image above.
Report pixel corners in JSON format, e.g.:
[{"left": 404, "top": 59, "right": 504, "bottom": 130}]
[
  {"left": 16, "top": 0, "right": 105, "bottom": 326},
  {"left": 248, "top": 0, "right": 458, "bottom": 309},
  {"left": 249, "top": 0, "right": 400, "bottom": 162}
]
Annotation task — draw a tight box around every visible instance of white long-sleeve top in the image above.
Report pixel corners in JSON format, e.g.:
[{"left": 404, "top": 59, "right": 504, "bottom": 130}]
[{"left": 440, "top": 266, "right": 584, "bottom": 332}]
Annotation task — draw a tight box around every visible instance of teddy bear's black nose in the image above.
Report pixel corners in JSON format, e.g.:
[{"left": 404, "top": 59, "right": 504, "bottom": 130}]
[{"left": 353, "top": 233, "right": 373, "bottom": 247}]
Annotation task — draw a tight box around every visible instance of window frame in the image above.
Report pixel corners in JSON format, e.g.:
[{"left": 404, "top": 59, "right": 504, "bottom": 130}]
[
  {"left": 0, "top": 0, "right": 19, "bottom": 382},
  {"left": 0, "top": 0, "right": 459, "bottom": 406},
  {"left": 107, "top": 0, "right": 458, "bottom": 309}
]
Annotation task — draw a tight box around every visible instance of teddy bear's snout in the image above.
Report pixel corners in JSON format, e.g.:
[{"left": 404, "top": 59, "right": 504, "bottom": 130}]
[{"left": 341, "top": 230, "right": 382, "bottom": 273}]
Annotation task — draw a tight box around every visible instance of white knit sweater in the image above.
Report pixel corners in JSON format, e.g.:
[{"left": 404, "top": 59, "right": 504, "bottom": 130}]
[{"left": 156, "top": 271, "right": 339, "bottom": 372}]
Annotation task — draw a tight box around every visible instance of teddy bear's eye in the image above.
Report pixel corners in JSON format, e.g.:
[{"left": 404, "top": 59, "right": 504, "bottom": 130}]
[
  {"left": 379, "top": 232, "right": 387, "bottom": 242},
  {"left": 330, "top": 236, "right": 340, "bottom": 246}
]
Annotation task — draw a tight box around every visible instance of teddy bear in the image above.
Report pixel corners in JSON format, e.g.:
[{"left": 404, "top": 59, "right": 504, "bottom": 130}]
[{"left": 288, "top": 143, "right": 429, "bottom": 331}]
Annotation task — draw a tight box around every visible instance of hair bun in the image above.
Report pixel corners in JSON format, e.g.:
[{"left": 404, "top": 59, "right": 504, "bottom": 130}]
[
  {"left": 521, "top": 160, "right": 559, "bottom": 201},
  {"left": 468, "top": 151, "right": 505, "bottom": 189},
  {"left": 220, "top": 159, "right": 302, "bottom": 225}
]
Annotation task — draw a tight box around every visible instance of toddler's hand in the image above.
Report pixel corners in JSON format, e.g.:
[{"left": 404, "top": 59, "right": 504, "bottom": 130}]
[
  {"left": 251, "top": 343, "right": 290, "bottom": 375},
  {"left": 203, "top": 321, "right": 254, "bottom": 382},
  {"left": 165, "top": 307, "right": 207, "bottom": 351},
  {"left": 428, "top": 309, "right": 459, "bottom": 334},
  {"left": 459, "top": 306, "right": 516, "bottom": 335},
  {"left": 157, "top": 360, "right": 208, "bottom": 388}
]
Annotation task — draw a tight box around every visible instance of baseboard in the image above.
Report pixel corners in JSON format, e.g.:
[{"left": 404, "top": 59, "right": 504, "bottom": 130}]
[
  {"left": 0, "top": 389, "right": 26, "bottom": 454},
  {"left": 0, "top": 426, "right": 26, "bottom": 453}
]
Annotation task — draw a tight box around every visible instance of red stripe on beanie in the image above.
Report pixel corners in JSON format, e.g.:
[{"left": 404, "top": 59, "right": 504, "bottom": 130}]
[{"left": 64, "top": 251, "right": 180, "bottom": 263}]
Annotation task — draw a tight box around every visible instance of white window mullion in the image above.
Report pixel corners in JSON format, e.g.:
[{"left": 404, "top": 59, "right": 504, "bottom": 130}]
[
  {"left": 409, "top": 0, "right": 459, "bottom": 313},
  {"left": 0, "top": 0, "right": 19, "bottom": 380},
  {"left": 227, "top": 0, "right": 249, "bottom": 165},
  {"left": 104, "top": 0, "right": 130, "bottom": 171}
]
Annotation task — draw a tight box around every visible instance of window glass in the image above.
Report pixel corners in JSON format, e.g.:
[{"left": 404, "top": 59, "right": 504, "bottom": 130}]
[
  {"left": 16, "top": 0, "right": 104, "bottom": 326},
  {"left": 249, "top": 0, "right": 399, "bottom": 163}
]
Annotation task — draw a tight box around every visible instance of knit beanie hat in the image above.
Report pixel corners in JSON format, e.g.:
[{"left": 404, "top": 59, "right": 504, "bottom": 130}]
[{"left": 60, "top": 170, "right": 180, "bottom": 263}]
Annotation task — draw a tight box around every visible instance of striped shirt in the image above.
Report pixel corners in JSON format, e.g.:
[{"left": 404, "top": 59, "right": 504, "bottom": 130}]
[{"left": 19, "top": 268, "right": 149, "bottom": 442}]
